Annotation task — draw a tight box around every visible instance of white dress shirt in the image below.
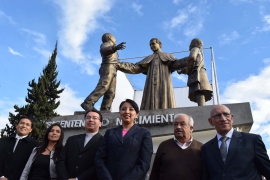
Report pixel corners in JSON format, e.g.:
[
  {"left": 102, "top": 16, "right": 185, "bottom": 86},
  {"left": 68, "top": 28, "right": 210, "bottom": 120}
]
[
  {"left": 13, "top": 134, "right": 28, "bottom": 152},
  {"left": 84, "top": 132, "right": 98, "bottom": 146},
  {"left": 216, "top": 128, "right": 234, "bottom": 151},
  {"left": 174, "top": 136, "right": 193, "bottom": 149}
]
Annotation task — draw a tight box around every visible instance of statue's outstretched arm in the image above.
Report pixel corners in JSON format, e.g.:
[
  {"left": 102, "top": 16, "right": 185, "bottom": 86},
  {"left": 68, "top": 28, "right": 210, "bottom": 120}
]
[
  {"left": 117, "top": 62, "right": 146, "bottom": 74},
  {"left": 171, "top": 56, "right": 189, "bottom": 71}
]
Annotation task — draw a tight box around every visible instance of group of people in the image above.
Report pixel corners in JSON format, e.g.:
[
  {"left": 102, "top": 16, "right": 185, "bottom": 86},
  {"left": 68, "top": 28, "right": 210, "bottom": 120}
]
[
  {"left": 81, "top": 33, "right": 213, "bottom": 113},
  {"left": 1, "top": 101, "right": 270, "bottom": 180}
]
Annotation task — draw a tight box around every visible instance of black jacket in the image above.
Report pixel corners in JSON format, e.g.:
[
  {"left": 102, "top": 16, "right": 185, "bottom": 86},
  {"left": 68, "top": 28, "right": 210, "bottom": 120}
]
[{"left": 0, "top": 134, "right": 39, "bottom": 180}]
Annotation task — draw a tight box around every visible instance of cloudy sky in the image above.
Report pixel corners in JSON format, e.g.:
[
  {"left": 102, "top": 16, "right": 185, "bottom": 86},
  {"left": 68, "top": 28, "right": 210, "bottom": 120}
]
[{"left": 1, "top": 0, "right": 270, "bottom": 152}]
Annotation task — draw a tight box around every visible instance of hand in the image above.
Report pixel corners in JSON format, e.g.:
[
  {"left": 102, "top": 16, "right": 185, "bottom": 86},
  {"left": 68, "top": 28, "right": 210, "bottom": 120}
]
[
  {"left": 115, "top": 42, "right": 126, "bottom": 50},
  {"left": 177, "top": 67, "right": 188, "bottom": 74},
  {"left": 0, "top": 177, "right": 8, "bottom": 180}
]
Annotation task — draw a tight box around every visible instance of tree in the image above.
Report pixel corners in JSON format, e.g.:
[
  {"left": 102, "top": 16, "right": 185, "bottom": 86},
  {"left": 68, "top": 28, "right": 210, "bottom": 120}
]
[{"left": 3, "top": 42, "right": 64, "bottom": 141}]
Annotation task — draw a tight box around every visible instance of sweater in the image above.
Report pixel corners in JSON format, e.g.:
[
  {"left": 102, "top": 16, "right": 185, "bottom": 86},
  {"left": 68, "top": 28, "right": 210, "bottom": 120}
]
[{"left": 149, "top": 138, "right": 203, "bottom": 180}]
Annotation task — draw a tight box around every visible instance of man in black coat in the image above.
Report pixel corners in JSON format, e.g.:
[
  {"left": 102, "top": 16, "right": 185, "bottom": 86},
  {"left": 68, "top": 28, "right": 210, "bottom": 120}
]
[
  {"left": 56, "top": 109, "right": 103, "bottom": 180},
  {"left": 201, "top": 104, "right": 270, "bottom": 180},
  {"left": 0, "top": 116, "right": 39, "bottom": 180}
]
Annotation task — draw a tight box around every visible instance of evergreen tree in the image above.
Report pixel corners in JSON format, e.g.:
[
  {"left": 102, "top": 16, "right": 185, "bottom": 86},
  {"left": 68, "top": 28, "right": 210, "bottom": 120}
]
[{"left": 3, "top": 42, "right": 64, "bottom": 141}]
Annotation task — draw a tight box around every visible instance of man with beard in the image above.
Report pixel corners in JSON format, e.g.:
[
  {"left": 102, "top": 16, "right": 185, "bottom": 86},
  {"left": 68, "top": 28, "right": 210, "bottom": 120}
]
[{"left": 149, "top": 113, "right": 202, "bottom": 180}]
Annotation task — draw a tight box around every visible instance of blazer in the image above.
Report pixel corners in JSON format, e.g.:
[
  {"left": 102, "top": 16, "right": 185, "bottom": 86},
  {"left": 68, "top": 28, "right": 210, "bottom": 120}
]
[
  {"left": 20, "top": 147, "right": 57, "bottom": 179},
  {"left": 0, "top": 134, "right": 39, "bottom": 180},
  {"left": 95, "top": 124, "right": 153, "bottom": 180},
  {"left": 56, "top": 133, "right": 103, "bottom": 180},
  {"left": 201, "top": 130, "right": 270, "bottom": 180}
]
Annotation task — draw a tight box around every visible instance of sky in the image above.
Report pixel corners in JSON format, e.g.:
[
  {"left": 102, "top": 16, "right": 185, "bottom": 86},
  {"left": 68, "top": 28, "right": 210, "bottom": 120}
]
[{"left": 1, "top": 0, "right": 270, "bottom": 152}]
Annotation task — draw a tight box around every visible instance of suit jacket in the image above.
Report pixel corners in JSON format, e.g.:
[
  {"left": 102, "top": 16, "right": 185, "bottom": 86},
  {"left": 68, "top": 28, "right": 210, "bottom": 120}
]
[
  {"left": 0, "top": 134, "right": 39, "bottom": 180},
  {"left": 95, "top": 124, "right": 153, "bottom": 180},
  {"left": 201, "top": 130, "right": 270, "bottom": 180},
  {"left": 56, "top": 133, "right": 103, "bottom": 180}
]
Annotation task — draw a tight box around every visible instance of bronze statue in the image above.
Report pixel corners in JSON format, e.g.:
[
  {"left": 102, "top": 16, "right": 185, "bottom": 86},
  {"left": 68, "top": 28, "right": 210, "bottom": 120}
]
[
  {"left": 81, "top": 33, "right": 126, "bottom": 112},
  {"left": 178, "top": 38, "right": 212, "bottom": 106},
  {"left": 118, "top": 38, "right": 188, "bottom": 110}
]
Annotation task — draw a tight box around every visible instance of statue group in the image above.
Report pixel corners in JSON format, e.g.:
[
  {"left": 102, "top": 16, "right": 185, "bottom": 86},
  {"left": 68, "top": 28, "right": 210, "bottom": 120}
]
[{"left": 81, "top": 33, "right": 213, "bottom": 112}]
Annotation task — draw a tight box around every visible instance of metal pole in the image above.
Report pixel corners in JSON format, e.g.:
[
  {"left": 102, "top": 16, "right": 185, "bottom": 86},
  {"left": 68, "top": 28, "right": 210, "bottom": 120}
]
[{"left": 210, "top": 47, "right": 220, "bottom": 104}]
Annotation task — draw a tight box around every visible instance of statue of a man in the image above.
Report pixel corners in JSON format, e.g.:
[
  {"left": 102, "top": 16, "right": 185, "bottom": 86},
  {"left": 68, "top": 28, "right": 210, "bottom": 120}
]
[
  {"left": 81, "top": 33, "right": 126, "bottom": 112},
  {"left": 178, "top": 38, "right": 212, "bottom": 106},
  {"left": 118, "top": 38, "right": 188, "bottom": 110}
]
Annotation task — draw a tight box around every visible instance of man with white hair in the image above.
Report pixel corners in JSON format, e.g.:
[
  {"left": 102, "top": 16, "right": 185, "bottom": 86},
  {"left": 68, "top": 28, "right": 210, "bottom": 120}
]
[{"left": 149, "top": 113, "right": 203, "bottom": 180}]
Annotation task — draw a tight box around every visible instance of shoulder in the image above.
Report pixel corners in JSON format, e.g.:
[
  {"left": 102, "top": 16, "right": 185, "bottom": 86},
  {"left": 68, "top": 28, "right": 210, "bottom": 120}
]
[
  {"left": 160, "top": 138, "right": 174, "bottom": 146},
  {"left": 232, "top": 130, "right": 257, "bottom": 139},
  {"left": 0, "top": 136, "right": 12, "bottom": 143},
  {"left": 201, "top": 137, "right": 215, "bottom": 149},
  {"left": 192, "top": 139, "right": 203, "bottom": 146},
  {"left": 25, "top": 136, "right": 39, "bottom": 145},
  {"left": 134, "top": 125, "right": 151, "bottom": 135},
  {"left": 94, "top": 133, "right": 103, "bottom": 139},
  {"left": 158, "top": 52, "right": 177, "bottom": 61},
  {"left": 100, "top": 42, "right": 112, "bottom": 49},
  {"left": 67, "top": 134, "right": 85, "bottom": 141},
  {"left": 105, "top": 126, "right": 119, "bottom": 133}
]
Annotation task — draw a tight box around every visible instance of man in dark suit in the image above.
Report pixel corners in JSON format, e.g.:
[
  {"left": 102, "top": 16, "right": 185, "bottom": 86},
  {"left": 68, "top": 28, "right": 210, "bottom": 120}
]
[
  {"left": 56, "top": 109, "right": 103, "bottom": 180},
  {"left": 201, "top": 104, "right": 270, "bottom": 180},
  {"left": 0, "top": 116, "right": 39, "bottom": 180}
]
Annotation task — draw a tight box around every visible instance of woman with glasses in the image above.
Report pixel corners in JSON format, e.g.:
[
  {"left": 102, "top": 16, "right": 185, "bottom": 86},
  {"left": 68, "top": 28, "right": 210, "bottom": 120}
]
[
  {"left": 95, "top": 99, "right": 153, "bottom": 180},
  {"left": 20, "top": 123, "right": 64, "bottom": 180}
]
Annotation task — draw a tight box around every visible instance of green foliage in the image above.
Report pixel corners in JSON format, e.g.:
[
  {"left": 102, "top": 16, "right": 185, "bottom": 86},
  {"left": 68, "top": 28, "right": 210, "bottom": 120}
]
[{"left": 3, "top": 42, "right": 64, "bottom": 141}]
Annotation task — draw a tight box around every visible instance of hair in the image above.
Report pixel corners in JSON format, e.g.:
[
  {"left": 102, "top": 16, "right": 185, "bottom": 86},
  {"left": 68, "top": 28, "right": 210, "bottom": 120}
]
[
  {"left": 18, "top": 115, "right": 34, "bottom": 128},
  {"left": 34, "top": 123, "right": 64, "bottom": 162},
  {"left": 150, "top": 38, "right": 162, "bottom": 49},
  {"left": 189, "top": 38, "right": 203, "bottom": 51},
  {"left": 119, "top": 99, "right": 139, "bottom": 114},
  {"left": 174, "top": 113, "right": 194, "bottom": 126},
  {"left": 84, "top": 109, "right": 103, "bottom": 122},
  {"left": 102, "top": 33, "right": 114, "bottom": 43}
]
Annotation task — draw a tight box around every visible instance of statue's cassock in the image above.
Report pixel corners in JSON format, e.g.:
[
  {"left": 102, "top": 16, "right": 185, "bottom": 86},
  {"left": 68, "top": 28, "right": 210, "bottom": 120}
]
[{"left": 118, "top": 51, "right": 188, "bottom": 110}]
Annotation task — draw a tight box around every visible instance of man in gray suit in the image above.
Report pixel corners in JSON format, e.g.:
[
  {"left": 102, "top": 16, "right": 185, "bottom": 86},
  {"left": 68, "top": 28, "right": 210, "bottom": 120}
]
[{"left": 201, "top": 104, "right": 270, "bottom": 180}]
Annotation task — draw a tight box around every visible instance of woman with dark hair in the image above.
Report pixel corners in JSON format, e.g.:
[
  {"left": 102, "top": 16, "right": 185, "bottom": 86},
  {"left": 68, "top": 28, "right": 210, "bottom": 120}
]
[
  {"left": 95, "top": 99, "right": 153, "bottom": 180},
  {"left": 20, "top": 123, "right": 64, "bottom": 180}
]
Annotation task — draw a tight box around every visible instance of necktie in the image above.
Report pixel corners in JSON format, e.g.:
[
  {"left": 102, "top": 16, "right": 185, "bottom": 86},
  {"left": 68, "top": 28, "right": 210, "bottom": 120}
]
[
  {"left": 220, "top": 136, "right": 228, "bottom": 163},
  {"left": 13, "top": 137, "right": 22, "bottom": 152}
]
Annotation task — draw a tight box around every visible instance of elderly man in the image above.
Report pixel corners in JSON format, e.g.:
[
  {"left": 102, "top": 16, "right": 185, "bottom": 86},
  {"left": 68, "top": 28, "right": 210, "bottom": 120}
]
[
  {"left": 56, "top": 109, "right": 103, "bottom": 180},
  {"left": 201, "top": 104, "right": 270, "bottom": 180},
  {"left": 149, "top": 113, "right": 202, "bottom": 180},
  {"left": 0, "top": 116, "right": 39, "bottom": 180}
]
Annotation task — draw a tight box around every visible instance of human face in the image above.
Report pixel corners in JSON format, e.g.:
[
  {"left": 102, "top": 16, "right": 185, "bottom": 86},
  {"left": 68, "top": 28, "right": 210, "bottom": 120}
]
[
  {"left": 120, "top": 102, "right": 138, "bottom": 125},
  {"left": 208, "top": 105, "right": 234, "bottom": 136},
  {"left": 16, "top": 118, "right": 33, "bottom": 136},
  {"left": 174, "top": 114, "right": 193, "bottom": 143},
  {"left": 150, "top": 40, "right": 161, "bottom": 52},
  {"left": 110, "top": 35, "right": 116, "bottom": 45},
  {"left": 84, "top": 111, "right": 102, "bottom": 133},
  {"left": 48, "top": 125, "right": 61, "bottom": 142}
]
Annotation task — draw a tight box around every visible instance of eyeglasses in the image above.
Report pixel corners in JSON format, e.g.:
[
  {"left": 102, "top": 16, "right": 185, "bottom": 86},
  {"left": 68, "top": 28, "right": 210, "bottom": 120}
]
[
  {"left": 211, "top": 112, "right": 231, "bottom": 119},
  {"left": 85, "top": 116, "right": 99, "bottom": 120}
]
